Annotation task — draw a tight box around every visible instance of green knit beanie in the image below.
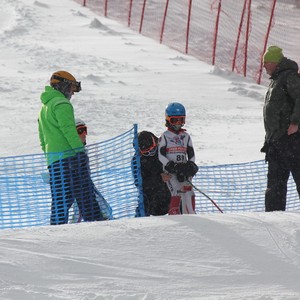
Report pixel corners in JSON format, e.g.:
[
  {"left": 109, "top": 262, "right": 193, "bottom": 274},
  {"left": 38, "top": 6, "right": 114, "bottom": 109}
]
[{"left": 263, "top": 46, "right": 283, "bottom": 63}]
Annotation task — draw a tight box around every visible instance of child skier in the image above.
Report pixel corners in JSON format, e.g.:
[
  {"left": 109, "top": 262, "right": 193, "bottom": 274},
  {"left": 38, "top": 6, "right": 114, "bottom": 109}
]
[
  {"left": 132, "top": 131, "right": 171, "bottom": 216},
  {"left": 158, "top": 102, "right": 198, "bottom": 214}
]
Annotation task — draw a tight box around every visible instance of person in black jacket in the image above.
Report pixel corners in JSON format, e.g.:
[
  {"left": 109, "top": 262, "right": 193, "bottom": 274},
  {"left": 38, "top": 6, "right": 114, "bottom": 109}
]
[
  {"left": 132, "top": 131, "right": 171, "bottom": 216},
  {"left": 261, "top": 46, "right": 300, "bottom": 211}
]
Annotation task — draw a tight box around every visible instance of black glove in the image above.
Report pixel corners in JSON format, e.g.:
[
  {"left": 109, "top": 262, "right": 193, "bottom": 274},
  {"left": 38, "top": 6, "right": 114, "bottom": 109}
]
[
  {"left": 184, "top": 161, "right": 198, "bottom": 177},
  {"left": 260, "top": 141, "right": 269, "bottom": 153},
  {"left": 260, "top": 141, "right": 270, "bottom": 162},
  {"left": 165, "top": 161, "right": 176, "bottom": 174}
]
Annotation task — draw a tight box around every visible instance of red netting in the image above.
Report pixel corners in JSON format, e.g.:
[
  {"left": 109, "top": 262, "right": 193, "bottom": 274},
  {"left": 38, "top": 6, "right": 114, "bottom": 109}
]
[{"left": 74, "top": 0, "right": 300, "bottom": 85}]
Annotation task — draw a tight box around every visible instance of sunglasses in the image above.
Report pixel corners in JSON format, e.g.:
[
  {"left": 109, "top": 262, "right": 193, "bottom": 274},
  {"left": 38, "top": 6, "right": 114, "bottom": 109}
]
[
  {"left": 77, "top": 125, "right": 87, "bottom": 135},
  {"left": 52, "top": 75, "right": 81, "bottom": 92},
  {"left": 166, "top": 115, "right": 185, "bottom": 125}
]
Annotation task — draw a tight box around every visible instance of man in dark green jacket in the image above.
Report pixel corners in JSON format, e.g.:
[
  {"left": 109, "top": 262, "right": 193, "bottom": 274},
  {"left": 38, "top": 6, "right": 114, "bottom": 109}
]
[
  {"left": 39, "top": 71, "right": 102, "bottom": 224},
  {"left": 262, "top": 46, "right": 300, "bottom": 211}
]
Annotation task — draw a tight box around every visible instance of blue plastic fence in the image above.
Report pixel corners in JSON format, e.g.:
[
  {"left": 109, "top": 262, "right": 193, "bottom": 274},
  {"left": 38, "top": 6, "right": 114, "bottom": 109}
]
[
  {"left": 1, "top": 125, "right": 300, "bottom": 230},
  {"left": 194, "top": 160, "right": 300, "bottom": 213},
  {"left": 0, "top": 125, "right": 144, "bottom": 230}
]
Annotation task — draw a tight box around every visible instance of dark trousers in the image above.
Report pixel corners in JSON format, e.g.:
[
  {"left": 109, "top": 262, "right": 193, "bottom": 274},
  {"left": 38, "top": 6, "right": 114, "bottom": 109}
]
[
  {"left": 136, "top": 182, "right": 170, "bottom": 217},
  {"left": 48, "top": 153, "right": 103, "bottom": 225},
  {"left": 265, "top": 133, "right": 300, "bottom": 211}
]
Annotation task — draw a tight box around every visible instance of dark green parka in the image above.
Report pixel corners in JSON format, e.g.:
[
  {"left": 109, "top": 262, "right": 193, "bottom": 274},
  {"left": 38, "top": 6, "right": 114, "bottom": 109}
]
[{"left": 263, "top": 57, "right": 300, "bottom": 143}]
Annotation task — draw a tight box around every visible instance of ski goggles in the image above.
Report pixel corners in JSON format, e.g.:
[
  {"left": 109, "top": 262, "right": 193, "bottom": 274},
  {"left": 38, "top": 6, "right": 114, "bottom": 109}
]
[
  {"left": 140, "top": 144, "right": 157, "bottom": 156},
  {"left": 166, "top": 115, "right": 185, "bottom": 125},
  {"left": 52, "top": 75, "right": 81, "bottom": 92},
  {"left": 77, "top": 125, "right": 87, "bottom": 135},
  {"left": 140, "top": 137, "right": 158, "bottom": 156}
]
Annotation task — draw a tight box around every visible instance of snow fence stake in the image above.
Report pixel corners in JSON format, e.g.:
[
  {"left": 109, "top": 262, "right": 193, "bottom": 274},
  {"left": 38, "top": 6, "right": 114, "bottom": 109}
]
[{"left": 187, "top": 180, "right": 224, "bottom": 213}]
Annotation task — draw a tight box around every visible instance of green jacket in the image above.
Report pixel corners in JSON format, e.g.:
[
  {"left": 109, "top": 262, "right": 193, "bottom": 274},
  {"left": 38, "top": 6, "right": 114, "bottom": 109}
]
[
  {"left": 263, "top": 57, "right": 300, "bottom": 143},
  {"left": 38, "top": 86, "right": 84, "bottom": 165}
]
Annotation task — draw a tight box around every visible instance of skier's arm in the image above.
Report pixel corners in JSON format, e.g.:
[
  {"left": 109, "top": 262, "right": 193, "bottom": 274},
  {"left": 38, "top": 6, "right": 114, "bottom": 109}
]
[
  {"left": 287, "top": 72, "right": 300, "bottom": 134},
  {"left": 158, "top": 134, "right": 170, "bottom": 167},
  {"left": 287, "top": 72, "right": 300, "bottom": 125},
  {"left": 187, "top": 135, "right": 195, "bottom": 162}
]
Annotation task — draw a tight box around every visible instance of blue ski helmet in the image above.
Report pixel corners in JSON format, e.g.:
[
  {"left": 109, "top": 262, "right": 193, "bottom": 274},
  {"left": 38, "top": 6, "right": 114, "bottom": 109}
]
[
  {"left": 165, "top": 102, "right": 186, "bottom": 131},
  {"left": 165, "top": 102, "right": 186, "bottom": 117}
]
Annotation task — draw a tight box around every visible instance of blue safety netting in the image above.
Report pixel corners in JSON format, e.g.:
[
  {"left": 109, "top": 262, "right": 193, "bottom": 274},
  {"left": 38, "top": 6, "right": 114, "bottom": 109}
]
[
  {"left": 0, "top": 125, "right": 144, "bottom": 229},
  {"left": 193, "top": 160, "right": 300, "bottom": 213},
  {"left": 1, "top": 125, "right": 300, "bottom": 230}
]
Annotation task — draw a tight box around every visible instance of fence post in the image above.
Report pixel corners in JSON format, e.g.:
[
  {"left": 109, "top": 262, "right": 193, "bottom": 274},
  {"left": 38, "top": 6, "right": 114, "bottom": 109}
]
[
  {"left": 83, "top": 0, "right": 86, "bottom": 6},
  {"left": 212, "top": 0, "right": 222, "bottom": 65},
  {"left": 104, "top": 0, "right": 108, "bottom": 17},
  {"left": 257, "top": 0, "right": 277, "bottom": 84},
  {"left": 139, "top": 0, "right": 147, "bottom": 33},
  {"left": 160, "top": 0, "right": 169, "bottom": 43},
  {"left": 128, "top": 0, "right": 133, "bottom": 27},
  {"left": 243, "top": 0, "right": 252, "bottom": 77},
  {"left": 133, "top": 124, "right": 145, "bottom": 217},
  {"left": 232, "top": 0, "right": 247, "bottom": 72},
  {"left": 185, "top": 0, "right": 192, "bottom": 54}
]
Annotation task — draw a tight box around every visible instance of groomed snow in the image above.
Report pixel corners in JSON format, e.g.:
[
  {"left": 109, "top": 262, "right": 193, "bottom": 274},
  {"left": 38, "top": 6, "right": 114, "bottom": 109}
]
[{"left": 1, "top": 1, "right": 300, "bottom": 299}]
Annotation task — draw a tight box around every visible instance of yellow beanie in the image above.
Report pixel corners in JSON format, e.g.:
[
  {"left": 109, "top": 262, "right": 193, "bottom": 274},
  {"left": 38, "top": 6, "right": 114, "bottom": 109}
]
[{"left": 263, "top": 46, "right": 283, "bottom": 63}]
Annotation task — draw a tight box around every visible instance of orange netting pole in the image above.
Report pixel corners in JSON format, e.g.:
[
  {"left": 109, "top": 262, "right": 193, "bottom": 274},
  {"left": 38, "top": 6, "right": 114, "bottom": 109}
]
[
  {"left": 232, "top": 0, "right": 247, "bottom": 72},
  {"left": 244, "top": 0, "right": 252, "bottom": 77},
  {"left": 212, "top": 0, "right": 222, "bottom": 65},
  {"left": 160, "top": 0, "right": 169, "bottom": 44},
  {"left": 186, "top": 0, "right": 192, "bottom": 54},
  {"left": 104, "top": 0, "right": 108, "bottom": 17},
  {"left": 128, "top": 0, "right": 133, "bottom": 27},
  {"left": 139, "top": 0, "right": 147, "bottom": 33}
]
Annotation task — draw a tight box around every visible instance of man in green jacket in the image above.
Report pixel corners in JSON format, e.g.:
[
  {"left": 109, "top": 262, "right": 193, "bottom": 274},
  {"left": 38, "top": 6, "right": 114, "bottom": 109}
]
[
  {"left": 261, "top": 46, "right": 300, "bottom": 211},
  {"left": 39, "top": 71, "right": 102, "bottom": 225}
]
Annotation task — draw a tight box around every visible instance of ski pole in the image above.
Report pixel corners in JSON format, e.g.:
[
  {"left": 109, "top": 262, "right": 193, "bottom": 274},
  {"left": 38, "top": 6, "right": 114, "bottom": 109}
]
[{"left": 187, "top": 180, "right": 224, "bottom": 213}]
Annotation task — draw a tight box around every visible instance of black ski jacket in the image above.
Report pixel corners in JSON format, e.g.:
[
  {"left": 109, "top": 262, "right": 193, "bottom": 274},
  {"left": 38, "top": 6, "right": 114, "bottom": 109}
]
[{"left": 263, "top": 57, "right": 300, "bottom": 143}]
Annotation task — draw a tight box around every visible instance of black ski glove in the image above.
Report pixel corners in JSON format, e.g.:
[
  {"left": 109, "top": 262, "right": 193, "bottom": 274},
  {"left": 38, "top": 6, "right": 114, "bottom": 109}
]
[
  {"left": 260, "top": 141, "right": 269, "bottom": 153},
  {"left": 165, "top": 161, "right": 177, "bottom": 174},
  {"left": 184, "top": 161, "right": 199, "bottom": 177},
  {"left": 260, "top": 141, "right": 270, "bottom": 162}
]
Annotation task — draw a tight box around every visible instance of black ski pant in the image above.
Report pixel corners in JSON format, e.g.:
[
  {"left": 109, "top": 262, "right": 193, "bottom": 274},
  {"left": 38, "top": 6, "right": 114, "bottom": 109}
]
[
  {"left": 48, "top": 152, "right": 103, "bottom": 225},
  {"left": 265, "top": 133, "right": 300, "bottom": 211}
]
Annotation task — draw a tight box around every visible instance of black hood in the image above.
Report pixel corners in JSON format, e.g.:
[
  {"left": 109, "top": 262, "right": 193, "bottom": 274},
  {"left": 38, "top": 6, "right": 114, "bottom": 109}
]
[
  {"left": 273, "top": 57, "right": 299, "bottom": 78},
  {"left": 138, "top": 131, "right": 157, "bottom": 151}
]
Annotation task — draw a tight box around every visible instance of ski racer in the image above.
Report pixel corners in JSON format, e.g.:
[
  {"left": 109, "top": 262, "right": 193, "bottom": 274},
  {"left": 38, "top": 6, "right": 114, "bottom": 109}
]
[{"left": 158, "top": 102, "right": 198, "bottom": 214}]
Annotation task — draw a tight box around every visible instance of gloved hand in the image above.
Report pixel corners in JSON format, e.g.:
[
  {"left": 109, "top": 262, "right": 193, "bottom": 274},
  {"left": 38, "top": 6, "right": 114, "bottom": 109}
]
[
  {"left": 165, "top": 161, "right": 177, "bottom": 174},
  {"left": 184, "top": 161, "right": 198, "bottom": 177},
  {"left": 260, "top": 141, "right": 270, "bottom": 162},
  {"left": 260, "top": 141, "right": 269, "bottom": 153}
]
